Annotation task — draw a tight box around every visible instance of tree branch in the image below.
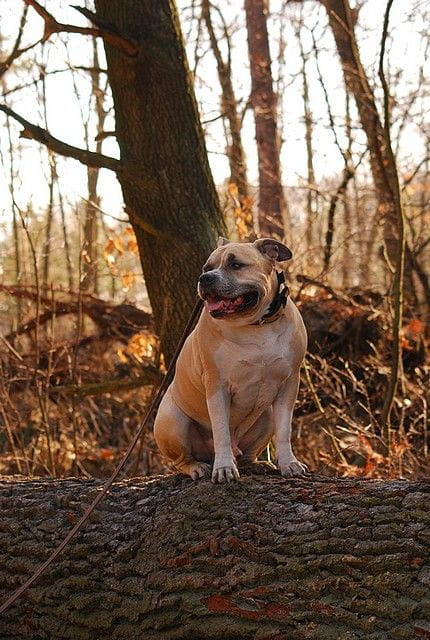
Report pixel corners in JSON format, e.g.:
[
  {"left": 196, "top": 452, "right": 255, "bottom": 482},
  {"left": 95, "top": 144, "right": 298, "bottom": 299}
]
[
  {"left": 24, "top": 0, "right": 138, "bottom": 57},
  {"left": 0, "top": 6, "right": 32, "bottom": 78},
  {"left": 0, "top": 105, "right": 120, "bottom": 171},
  {"left": 49, "top": 369, "right": 163, "bottom": 398},
  {"left": 402, "top": 155, "right": 430, "bottom": 189}
]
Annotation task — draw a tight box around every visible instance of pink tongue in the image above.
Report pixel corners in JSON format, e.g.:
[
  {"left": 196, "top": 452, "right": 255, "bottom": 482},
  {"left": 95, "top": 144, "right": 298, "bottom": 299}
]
[{"left": 207, "top": 295, "right": 244, "bottom": 313}]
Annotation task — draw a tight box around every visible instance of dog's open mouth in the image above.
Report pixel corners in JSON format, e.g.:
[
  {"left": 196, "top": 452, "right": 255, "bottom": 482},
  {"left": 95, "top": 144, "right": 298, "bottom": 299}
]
[{"left": 205, "top": 291, "right": 259, "bottom": 318}]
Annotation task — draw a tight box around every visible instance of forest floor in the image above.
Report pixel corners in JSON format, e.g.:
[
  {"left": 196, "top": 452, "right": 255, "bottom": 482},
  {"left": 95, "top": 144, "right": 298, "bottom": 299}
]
[{"left": 0, "top": 281, "right": 428, "bottom": 481}]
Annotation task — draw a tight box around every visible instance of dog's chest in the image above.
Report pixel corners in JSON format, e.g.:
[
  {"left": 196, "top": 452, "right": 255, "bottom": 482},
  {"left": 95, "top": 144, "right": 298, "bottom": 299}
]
[{"left": 217, "top": 335, "right": 291, "bottom": 414}]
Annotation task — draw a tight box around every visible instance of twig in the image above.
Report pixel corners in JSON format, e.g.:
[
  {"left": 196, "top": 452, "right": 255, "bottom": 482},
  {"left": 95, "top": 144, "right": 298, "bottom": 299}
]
[
  {"left": 0, "top": 6, "right": 29, "bottom": 78},
  {"left": 303, "top": 358, "right": 348, "bottom": 465}
]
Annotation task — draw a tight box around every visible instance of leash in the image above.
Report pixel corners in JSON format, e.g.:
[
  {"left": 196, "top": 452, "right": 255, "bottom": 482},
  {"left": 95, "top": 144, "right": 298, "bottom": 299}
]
[{"left": 0, "top": 297, "right": 203, "bottom": 615}]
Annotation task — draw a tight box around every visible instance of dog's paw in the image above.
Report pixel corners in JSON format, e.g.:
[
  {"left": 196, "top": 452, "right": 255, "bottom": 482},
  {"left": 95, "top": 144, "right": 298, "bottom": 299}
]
[
  {"left": 211, "top": 459, "right": 240, "bottom": 483},
  {"left": 278, "top": 457, "right": 308, "bottom": 478},
  {"left": 188, "top": 462, "right": 212, "bottom": 480}
]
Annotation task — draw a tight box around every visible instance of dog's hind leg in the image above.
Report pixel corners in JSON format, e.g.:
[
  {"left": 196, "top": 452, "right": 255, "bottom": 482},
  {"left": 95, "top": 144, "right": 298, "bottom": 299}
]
[{"left": 154, "top": 388, "right": 212, "bottom": 479}]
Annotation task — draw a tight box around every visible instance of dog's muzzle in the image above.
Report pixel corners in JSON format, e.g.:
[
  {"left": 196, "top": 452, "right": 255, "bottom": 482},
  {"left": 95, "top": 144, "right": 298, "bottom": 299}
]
[{"left": 198, "top": 272, "right": 260, "bottom": 318}]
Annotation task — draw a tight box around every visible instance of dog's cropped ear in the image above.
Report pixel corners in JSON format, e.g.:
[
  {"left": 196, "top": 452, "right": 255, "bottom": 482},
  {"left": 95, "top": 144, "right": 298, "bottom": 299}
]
[
  {"left": 254, "top": 238, "right": 292, "bottom": 261},
  {"left": 217, "top": 236, "right": 230, "bottom": 248}
]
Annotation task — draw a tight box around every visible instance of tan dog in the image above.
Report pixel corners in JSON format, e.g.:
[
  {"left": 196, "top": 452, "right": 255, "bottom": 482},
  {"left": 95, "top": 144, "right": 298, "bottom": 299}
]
[{"left": 154, "top": 238, "right": 308, "bottom": 483}]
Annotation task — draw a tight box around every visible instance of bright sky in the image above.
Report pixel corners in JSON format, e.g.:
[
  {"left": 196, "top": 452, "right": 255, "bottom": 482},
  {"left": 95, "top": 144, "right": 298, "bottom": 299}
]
[{"left": 0, "top": 0, "right": 428, "bottom": 237}]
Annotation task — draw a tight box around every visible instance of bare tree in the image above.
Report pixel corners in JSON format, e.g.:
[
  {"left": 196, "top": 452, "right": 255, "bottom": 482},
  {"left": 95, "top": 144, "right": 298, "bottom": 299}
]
[
  {"left": 201, "top": 0, "right": 250, "bottom": 221},
  {"left": 318, "top": 0, "right": 424, "bottom": 304},
  {"left": 1, "top": 0, "right": 225, "bottom": 364},
  {"left": 293, "top": 9, "right": 317, "bottom": 266},
  {"left": 81, "top": 39, "right": 107, "bottom": 293},
  {"left": 245, "top": 0, "right": 287, "bottom": 238}
]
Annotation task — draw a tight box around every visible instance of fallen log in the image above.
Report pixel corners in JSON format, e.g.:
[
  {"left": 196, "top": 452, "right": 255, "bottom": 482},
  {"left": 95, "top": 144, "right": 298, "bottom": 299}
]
[
  {"left": 0, "top": 285, "right": 153, "bottom": 341},
  {"left": 1, "top": 473, "right": 429, "bottom": 639}
]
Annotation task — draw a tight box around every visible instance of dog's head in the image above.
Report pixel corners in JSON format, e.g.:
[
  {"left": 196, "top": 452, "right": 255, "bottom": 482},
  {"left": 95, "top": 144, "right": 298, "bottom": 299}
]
[{"left": 198, "top": 238, "right": 292, "bottom": 323}]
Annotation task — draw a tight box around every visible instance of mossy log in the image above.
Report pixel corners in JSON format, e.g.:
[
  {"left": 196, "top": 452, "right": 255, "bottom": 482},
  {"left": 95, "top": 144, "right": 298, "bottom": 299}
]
[{"left": 1, "top": 473, "right": 430, "bottom": 639}]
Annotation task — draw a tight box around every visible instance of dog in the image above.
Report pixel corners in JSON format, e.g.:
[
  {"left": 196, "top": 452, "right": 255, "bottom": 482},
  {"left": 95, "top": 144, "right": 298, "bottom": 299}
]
[{"left": 154, "top": 237, "right": 308, "bottom": 483}]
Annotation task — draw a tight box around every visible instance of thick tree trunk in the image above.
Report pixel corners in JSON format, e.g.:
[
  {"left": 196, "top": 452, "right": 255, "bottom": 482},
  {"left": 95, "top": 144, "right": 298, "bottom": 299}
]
[
  {"left": 1, "top": 474, "right": 430, "bottom": 639},
  {"left": 245, "top": 0, "right": 287, "bottom": 239},
  {"left": 94, "top": 0, "right": 225, "bottom": 364}
]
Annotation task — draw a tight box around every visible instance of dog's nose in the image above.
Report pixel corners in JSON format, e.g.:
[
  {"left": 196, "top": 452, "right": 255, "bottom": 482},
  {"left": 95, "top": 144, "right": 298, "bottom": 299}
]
[{"left": 199, "top": 272, "right": 217, "bottom": 285}]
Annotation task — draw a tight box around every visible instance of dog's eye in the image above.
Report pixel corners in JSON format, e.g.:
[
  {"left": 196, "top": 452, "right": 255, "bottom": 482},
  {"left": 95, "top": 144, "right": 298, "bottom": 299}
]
[{"left": 230, "top": 262, "right": 243, "bottom": 270}]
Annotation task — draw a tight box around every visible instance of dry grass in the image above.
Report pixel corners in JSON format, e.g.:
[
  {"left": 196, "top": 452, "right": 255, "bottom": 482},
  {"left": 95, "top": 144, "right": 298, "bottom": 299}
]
[{"left": 0, "top": 286, "right": 428, "bottom": 481}]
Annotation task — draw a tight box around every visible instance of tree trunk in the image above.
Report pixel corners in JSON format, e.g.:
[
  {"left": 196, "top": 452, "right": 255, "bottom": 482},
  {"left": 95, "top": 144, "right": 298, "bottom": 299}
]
[
  {"left": 342, "top": 90, "right": 353, "bottom": 288},
  {"left": 245, "top": 0, "right": 286, "bottom": 239},
  {"left": 1, "top": 474, "right": 430, "bottom": 639},
  {"left": 201, "top": 0, "right": 249, "bottom": 212},
  {"left": 41, "top": 72, "right": 55, "bottom": 295},
  {"left": 319, "top": 0, "right": 416, "bottom": 295},
  {"left": 295, "top": 12, "right": 316, "bottom": 268},
  {"left": 94, "top": 0, "right": 225, "bottom": 364},
  {"left": 81, "top": 40, "right": 105, "bottom": 294},
  {"left": 323, "top": 167, "right": 354, "bottom": 272}
]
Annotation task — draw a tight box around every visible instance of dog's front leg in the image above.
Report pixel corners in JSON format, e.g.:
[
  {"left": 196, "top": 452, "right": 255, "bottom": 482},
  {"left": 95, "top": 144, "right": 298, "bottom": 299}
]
[
  {"left": 272, "top": 372, "right": 308, "bottom": 477},
  {"left": 206, "top": 385, "right": 240, "bottom": 483}
]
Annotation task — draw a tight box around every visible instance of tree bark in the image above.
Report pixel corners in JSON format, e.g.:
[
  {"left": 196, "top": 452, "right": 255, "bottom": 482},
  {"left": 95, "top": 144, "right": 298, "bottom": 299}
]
[
  {"left": 93, "top": 0, "right": 225, "bottom": 363},
  {"left": 245, "top": 0, "right": 287, "bottom": 239},
  {"left": 1, "top": 474, "right": 430, "bottom": 639}
]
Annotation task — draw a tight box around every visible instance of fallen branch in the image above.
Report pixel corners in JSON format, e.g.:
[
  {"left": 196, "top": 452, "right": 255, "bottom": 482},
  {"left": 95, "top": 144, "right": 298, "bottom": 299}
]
[
  {"left": 50, "top": 369, "right": 163, "bottom": 397},
  {"left": 296, "top": 273, "right": 350, "bottom": 303},
  {"left": 1, "top": 285, "right": 153, "bottom": 341}
]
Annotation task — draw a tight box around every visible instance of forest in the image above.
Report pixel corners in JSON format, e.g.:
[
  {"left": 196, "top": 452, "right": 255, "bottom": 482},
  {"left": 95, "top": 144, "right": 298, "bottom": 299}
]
[{"left": 0, "top": 0, "right": 429, "bottom": 637}]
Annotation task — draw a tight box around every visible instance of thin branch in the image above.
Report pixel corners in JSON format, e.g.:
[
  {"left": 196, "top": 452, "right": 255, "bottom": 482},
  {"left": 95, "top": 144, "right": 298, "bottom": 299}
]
[
  {"left": 0, "top": 6, "right": 30, "bottom": 78},
  {"left": 24, "top": 0, "right": 138, "bottom": 57},
  {"left": 0, "top": 105, "right": 120, "bottom": 171},
  {"left": 2, "top": 67, "right": 107, "bottom": 98},
  {"left": 402, "top": 156, "right": 430, "bottom": 189},
  {"left": 310, "top": 24, "right": 350, "bottom": 167},
  {"left": 94, "top": 130, "right": 116, "bottom": 142}
]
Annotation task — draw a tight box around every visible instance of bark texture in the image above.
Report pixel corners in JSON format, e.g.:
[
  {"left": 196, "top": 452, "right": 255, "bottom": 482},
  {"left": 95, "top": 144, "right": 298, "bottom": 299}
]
[
  {"left": 1, "top": 474, "right": 430, "bottom": 639},
  {"left": 245, "top": 0, "right": 286, "bottom": 239},
  {"left": 94, "top": 0, "right": 224, "bottom": 363}
]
